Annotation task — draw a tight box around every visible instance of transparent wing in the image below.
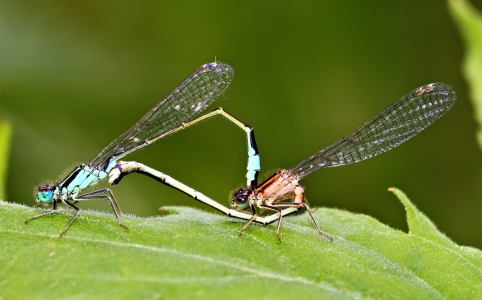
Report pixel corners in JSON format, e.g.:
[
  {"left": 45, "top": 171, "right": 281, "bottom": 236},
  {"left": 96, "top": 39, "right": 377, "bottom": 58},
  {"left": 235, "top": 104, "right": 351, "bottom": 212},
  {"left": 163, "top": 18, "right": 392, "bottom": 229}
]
[
  {"left": 289, "top": 83, "right": 456, "bottom": 179},
  {"left": 90, "top": 62, "right": 234, "bottom": 170}
]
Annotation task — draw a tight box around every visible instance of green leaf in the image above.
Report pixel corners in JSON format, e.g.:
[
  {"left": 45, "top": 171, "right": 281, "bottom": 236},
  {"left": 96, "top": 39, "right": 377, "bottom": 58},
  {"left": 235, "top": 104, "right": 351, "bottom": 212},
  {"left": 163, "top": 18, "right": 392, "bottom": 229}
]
[
  {"left": 1, "top": 188, "right": 481, "bottom": 299},
  {"left": 0, "top": 121, "right": 12, "bottom": 200},
  {"left": 449, "top": 0, "right": 482, "bottom": 149}
]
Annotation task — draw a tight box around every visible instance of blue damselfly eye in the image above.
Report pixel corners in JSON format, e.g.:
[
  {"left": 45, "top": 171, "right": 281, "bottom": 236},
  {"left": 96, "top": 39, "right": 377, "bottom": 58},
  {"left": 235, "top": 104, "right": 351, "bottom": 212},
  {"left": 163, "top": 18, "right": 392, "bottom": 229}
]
[{"left": 37, "top": 189, "right": 53, "bottom": 202}]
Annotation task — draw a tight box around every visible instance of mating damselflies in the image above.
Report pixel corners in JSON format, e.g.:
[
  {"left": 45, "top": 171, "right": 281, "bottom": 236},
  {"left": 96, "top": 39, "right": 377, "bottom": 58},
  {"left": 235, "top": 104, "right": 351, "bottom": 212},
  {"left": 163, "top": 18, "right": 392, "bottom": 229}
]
[
  {"left": 108, "top": 82, "right": 457, "bottom": 241},
  {"left": 229, "top": 83, "right": 457, "bottom": 241},
  {"left": 27, "top": 61, "right": 264, "bottom": 236}
]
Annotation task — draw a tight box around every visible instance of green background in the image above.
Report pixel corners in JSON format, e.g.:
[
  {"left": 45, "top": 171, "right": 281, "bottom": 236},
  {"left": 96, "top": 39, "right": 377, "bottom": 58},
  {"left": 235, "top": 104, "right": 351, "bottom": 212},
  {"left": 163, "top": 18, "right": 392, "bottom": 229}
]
[{"left": 1, "top": 0, "right": 481, "bottom": 249}]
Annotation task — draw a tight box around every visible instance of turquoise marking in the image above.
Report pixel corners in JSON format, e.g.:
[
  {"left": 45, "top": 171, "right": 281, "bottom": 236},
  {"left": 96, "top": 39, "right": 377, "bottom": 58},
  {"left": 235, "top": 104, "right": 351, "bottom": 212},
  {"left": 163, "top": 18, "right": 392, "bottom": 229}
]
[
  {"left": 97, "top": 170, "right": 108, "bottom": 180},
  {"left": 61, "top": 186, "right": 68, "bottom": 198},
  {"left": 235, "top": 201, "right": 249, "bottom": 210},
  {"left": 246, "top": 171, "right": 257, "bottom": 186},
  {"left": 247, "top": 155, "right": 260, "bottom": 171},
  {"left": 246, "top": 155, "right": 260, "bottom": 184},
  {"left": 67, "top": 168, "right": 91, "bottom": 191},
  {"left": 79, "top": 173, "right": 99, "bottom": 190},
  {"left": 105, "top": 159, "right": 117, "bottom": 173},
  {"left": 246, "top": 130, "right": 260, "bottom": 186},
  {"left": 62, "top": 164, "right": 111, "bottom": 192},
  {"left": 37, "top": 190, "right": 52, "bottom": 202}
]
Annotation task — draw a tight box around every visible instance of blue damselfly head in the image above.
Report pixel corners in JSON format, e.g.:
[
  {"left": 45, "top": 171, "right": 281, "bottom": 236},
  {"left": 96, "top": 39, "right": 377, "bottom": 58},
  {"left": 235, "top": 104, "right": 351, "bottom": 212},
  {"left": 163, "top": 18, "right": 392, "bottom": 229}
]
[{"left": 36, "top": 184, "right": 54, "bottom": 203}]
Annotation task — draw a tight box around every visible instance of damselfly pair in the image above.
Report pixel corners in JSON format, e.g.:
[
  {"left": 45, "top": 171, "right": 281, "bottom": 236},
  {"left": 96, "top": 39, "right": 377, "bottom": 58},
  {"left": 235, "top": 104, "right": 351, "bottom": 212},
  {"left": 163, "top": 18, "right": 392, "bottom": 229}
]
[{"left": 27, "top": 61, "right": 457, "bottom": 241}]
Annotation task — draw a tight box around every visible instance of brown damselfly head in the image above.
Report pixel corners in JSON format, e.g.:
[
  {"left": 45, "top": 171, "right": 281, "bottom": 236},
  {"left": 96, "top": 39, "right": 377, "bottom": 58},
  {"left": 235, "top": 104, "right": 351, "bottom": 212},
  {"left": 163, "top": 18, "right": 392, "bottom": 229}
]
[{"left": 231, "top": 187, "right": 251, "bottom": 210}]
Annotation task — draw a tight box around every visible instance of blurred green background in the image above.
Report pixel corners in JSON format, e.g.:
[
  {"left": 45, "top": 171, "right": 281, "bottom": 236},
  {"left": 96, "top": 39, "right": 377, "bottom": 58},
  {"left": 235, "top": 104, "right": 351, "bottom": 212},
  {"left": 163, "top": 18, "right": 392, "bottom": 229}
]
[{"left": 1, "top": 1, "right": 482, "bottom": 248}]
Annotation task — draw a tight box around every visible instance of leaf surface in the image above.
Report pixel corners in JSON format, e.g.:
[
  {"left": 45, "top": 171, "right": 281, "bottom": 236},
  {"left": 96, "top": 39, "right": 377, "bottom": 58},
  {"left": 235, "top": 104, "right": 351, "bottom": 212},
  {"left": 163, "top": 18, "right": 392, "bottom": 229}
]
[{"left": 0, "top": 188, "right": 481, "bottom": 299}]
